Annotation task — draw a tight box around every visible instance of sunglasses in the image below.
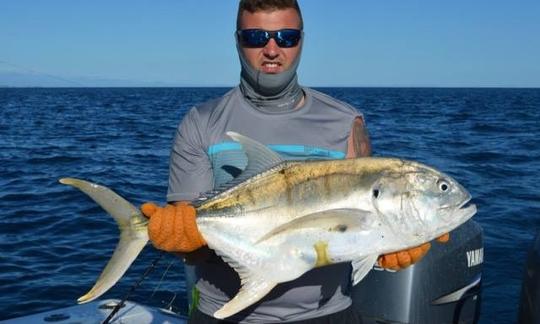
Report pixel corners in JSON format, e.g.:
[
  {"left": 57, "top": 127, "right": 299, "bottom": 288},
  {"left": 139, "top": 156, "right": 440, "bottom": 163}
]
[{"left": 237, "top": 29, "right": 302, "bottom": 48}]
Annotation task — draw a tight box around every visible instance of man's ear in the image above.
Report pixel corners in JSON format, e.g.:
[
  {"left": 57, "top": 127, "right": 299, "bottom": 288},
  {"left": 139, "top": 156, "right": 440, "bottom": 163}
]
[{"left": 346, "top": 116, "right": 372, "bottom": 158}]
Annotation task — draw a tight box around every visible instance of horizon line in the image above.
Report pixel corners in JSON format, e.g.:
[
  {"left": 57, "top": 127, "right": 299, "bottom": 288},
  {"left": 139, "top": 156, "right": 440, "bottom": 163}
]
[{"left": 1, "top": 85, "right": 539, "bottom": 90}]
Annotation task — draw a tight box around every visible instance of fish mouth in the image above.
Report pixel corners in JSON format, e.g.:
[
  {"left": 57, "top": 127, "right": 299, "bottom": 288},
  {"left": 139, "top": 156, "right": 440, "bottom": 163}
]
[
  {"left": 438, "top": 196, "right": 477, "bottom": 226},
  {"left": 456, "top": 196, "right": 474, "bottom": 213},
  {"left": 450, "top": 202, "right": 477, "bottom": 230},
  {"left": 432, "top": 201, "right": 476, "bottom": 240},
  {"left": 439, "top": 194, "right": 472, "bottom": 211},
  {"left": 455, "top": 203, "right": 477, "bottom": 220}
]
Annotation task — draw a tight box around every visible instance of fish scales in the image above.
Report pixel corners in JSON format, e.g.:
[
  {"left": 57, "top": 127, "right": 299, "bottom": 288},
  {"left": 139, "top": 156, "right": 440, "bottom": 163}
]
[{"left": 197, "top": 158, "right": 406, "bottom": 215}]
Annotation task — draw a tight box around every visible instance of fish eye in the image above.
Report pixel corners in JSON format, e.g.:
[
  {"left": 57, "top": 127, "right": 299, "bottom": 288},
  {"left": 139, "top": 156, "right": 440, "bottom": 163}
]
[
  {"left": 438, "top": 180, "right": 450, "bottom": 192},
  {"left": 372, "top": 188, "right": 380, "bottom": 199}
]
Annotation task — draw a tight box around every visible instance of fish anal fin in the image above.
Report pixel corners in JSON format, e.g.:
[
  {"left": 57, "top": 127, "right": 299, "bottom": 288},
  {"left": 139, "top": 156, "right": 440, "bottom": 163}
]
[
  {"left": 214, "top": 276, "right": 277, "bottom": 319},
  {"left": 209, "top": 243, "right": 273, "bottom": 318},
  {"left": 256, "top": 208, "right": 375, "bottom": 244},
  {"left": 351, "top": 254, "right": 379, "bottom": 285}
]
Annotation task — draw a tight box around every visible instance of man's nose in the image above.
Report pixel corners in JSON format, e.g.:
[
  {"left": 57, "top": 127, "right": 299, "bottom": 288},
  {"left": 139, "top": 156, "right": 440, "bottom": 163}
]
[{"left": 263, "top": 38, "right": 279, "bottom": 58}]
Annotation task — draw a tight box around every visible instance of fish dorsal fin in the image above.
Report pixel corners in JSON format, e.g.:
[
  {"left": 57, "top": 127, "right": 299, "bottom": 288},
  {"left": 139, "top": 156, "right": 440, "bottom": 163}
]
[
  {"left": 255, "top": 208, "right": 375, "bottom": 244},
  {"left": 226, "top": 131, "right": 283, "bottom": 181},
  {"left": 351, "top": 254, "right": 379, "bottom": 285},
  {"left": 192, "top": 132, "right": 284, "bottom": 206}
]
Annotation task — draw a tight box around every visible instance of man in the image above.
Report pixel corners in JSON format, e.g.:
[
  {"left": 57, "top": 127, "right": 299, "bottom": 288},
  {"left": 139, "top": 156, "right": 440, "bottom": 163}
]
[{"left": 141, "top": 1, "right": 444, "bottom": 322}]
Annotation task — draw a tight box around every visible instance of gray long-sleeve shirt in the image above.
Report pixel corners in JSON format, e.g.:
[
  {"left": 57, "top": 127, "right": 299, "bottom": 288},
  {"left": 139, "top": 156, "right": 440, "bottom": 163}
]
[{"left": 167, "top": 86, "right": 365, "bottom": 323}]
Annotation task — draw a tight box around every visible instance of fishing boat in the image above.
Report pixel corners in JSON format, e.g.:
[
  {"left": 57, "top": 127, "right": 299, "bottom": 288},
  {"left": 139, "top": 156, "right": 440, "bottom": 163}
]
[
  {"left": 518, "top": 230, "right": 540, "bottom": 323},
  {"left": 1, "top": 299, "right": 187, "bottom": 324}
]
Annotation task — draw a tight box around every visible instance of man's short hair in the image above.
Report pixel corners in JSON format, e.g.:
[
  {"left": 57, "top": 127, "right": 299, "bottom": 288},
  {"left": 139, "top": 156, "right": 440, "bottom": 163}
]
[{"left": 236, "top": 0, "right": 304, "bottom": 30}]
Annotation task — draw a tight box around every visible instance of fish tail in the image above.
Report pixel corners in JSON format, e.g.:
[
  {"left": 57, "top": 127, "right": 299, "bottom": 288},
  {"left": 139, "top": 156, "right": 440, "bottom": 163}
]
[{"left": 59, "top": 178, "right": 149, "bottom": 304}]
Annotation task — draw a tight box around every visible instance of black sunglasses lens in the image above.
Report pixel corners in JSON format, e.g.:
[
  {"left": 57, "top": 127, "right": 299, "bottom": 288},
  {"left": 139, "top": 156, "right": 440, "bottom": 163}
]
[
  {"left": 239, "top": 29, "right": 301, "bottom": 48},
  {"left": 239, "top": 30, "right": 269, "bottom": 47},
  {"left": 276, "top": 30, "right": 301, "bottom": 48}
]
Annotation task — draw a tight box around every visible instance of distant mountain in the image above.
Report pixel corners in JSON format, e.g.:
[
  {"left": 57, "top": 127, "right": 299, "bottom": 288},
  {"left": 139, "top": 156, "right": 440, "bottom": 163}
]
[
  {"left": 0, "top": 71, "right": 73, "bottom": 87},
  {"left": 0, "top": 71, "right": 177, "bottom": 87}
]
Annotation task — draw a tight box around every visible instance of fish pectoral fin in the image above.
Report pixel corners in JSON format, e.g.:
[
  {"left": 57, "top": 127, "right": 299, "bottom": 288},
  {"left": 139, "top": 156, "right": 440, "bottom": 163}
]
[
  {"left": 214, "top": 276, "right": 277, "bottom": 319},
  {"left": 255, "top": 209, "right": 376, "bottom": 244},
  {"left": 351, "top": 254, "right": 379, "bottom": 285}
]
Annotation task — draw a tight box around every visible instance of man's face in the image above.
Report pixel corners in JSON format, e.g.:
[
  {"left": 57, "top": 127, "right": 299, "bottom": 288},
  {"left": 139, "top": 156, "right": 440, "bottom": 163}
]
[{"left": 239, "top": 8, "right": 302, "bottom": 74}]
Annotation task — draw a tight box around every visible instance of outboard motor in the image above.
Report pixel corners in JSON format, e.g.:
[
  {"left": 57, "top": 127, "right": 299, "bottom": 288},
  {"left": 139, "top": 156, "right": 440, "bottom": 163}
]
[
  {"left": 518, "top": 230, "right": 540, "bottom": 323},
  {"left": 353, "top": 220, "right": 483, "bottom": 324}
]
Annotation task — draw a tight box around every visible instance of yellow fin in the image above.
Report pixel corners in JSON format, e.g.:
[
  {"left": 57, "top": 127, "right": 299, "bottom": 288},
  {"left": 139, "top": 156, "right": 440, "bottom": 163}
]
[{"left": 314, "top": 241, "right": 332, "bottom": 267}]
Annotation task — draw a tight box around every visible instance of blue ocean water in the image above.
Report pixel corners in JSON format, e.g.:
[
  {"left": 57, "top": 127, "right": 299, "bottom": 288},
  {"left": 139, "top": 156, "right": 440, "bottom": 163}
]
[{"left": 0, "top": 87, "right": 539, "bottom": 323}]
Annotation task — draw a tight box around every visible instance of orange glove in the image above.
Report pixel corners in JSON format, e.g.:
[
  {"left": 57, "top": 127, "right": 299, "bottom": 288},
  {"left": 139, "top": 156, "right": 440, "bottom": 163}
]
[
  {"left": 141, "top": 202, "right": 206, "bottom": 253},
  {"left": 378, "top": 233, "right": 450, "bottom": 271}
]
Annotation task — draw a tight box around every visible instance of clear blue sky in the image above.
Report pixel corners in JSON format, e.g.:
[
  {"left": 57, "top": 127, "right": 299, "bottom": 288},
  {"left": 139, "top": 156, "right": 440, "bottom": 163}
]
[{"left": 1, "top": 0, "right": 539, "bottom": 87}]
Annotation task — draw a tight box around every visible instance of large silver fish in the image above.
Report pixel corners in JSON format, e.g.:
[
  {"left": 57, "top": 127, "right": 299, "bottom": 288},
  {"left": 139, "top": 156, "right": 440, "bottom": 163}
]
[{"left": 60, "top": 132, "right": 476, "bottom": 319}]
